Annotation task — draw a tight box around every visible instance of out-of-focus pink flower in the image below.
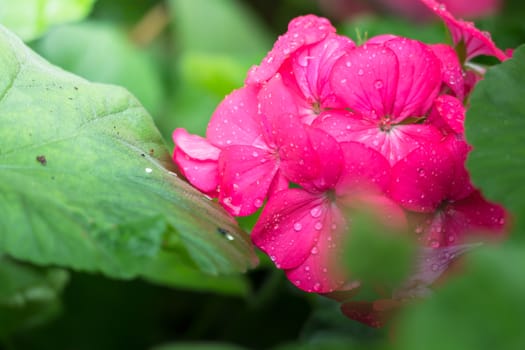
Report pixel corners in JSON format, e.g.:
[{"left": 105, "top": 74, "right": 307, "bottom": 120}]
[{"left": 421, "top": 0, "right": 508, "bottom": 62}]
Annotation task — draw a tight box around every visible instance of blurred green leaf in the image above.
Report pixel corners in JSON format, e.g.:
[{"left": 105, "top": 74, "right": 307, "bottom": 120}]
[
  {"left": 0, "top": 25, "right": 257, "bottom": 284},
  {"left": 394, "top": 244, "right": 525, "bottom": 350},
  {"left": 344, "top": 210, "right": 415, "bottom": 290},
  {"left": 0, "top": 0, "right": 96, "bottom": 41},
  {"left": 466, "top": 44, "right": 525, "bottom": 238},
  {"left": 0, "top": 256, "right": 69, "bottom": 337},
  {"left": 35, "top": 21, "right": 164, "bottom": 117}
]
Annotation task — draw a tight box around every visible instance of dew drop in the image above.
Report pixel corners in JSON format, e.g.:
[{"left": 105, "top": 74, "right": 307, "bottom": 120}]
[
  {"left": 429, "top": 239, "right": 440, "bottom": 248},
  {"left": 345, "top": 60, "right": 352, "bottom": 67},
  {"left": 374, "top": 80, "right": 383, "bottom": 89},
  {"left": 254, "top": 198, "right": 264, "bottom": 208},
  {"left": 225, "top": 233, "right": 235, "bottom": 241},
  {"left": 145, "top": 167, "right": 153, "bottom": 173},
  {"left": 304, "top": 265, "right": 310, "bottom": 271},
  {"left": 313, "top": 283, "right": 321, "bottom": 292},
  {"left": 431, "top": 264, "right": 439, "bottom": 272},
  {"left": 314, "top": 222, "right": 323, "bottom": 231},
  {"left": 252, "top": 151, "right": 259, "bottom": 157},
  {"left": 293, "top": 222, "right": 303, "bottom": 231},
  {"left": 310, "top": 206, "right": 322, "bottom": 218},
  {"left": 357, "top": 68, "right": 364, "bottom": 76},
  {"left": 311, "top": 246, "right": 319, "bottom": 255}
]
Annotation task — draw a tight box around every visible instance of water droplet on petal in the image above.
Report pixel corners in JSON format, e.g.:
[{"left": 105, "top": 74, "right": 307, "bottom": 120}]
[
  {"left": 311, "top": 246, "right": 319, "bottom": 255},
  {"left": 314, "top": 222, "right": 323, "bottom": 230},
  {"left": 254, "top": 198, "right": 264, "bottom": 208},
  {"left": 374, "top": 80, "right": 383, "bottom": 89},
  {"left": 310, "top": 206, "right": 322, "bottom": 218},
  {"left": 313, "top": 282, "right": 321, "bottom": 292},
  {"left": 357, "top": 68, "right": 364, "bottom": 76},
  {"left": 294, "top": 222, "right": 303, "bottom": 231},
  {"left": 431, "top": 264, "right": 439, "bottom": 272}
]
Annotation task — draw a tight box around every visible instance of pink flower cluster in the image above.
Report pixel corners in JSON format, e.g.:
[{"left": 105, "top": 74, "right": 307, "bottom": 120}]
[{"left": 172, "top": 0, "right": 509, "bottom": 325}]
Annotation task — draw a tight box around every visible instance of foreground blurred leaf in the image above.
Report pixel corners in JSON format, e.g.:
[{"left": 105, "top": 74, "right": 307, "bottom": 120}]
[
  {"left": 394, "top": 244, "right": 525, "bottom": 350},
  {"left": 35, "top": 21, "right": 164, "bottom": 118},
  {"left": 466, "top": 45, "right": 525, "bottom": 238},
  {"left": 0, "top": 0, "right": 96, "bottom": 41},
  {"left": 0, "top": 256, "right": 68, "bottom": 337},
  {"left": 0, "top": 25, "right": 257, "bottom": 285}
]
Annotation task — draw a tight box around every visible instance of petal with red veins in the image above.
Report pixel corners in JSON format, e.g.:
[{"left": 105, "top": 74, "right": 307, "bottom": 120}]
[
  {"left": 285, "top": 202, "right": 347, "bottom": 293},
  {"left": 246, "top": 15, "right": 336, "bottom": 84},
  {"left": 331, "top": 44, "right": 399, "bottom": 119},
  {"left": 430, "top": 44, "right": 465, "bottom": 100},
  {"left": 251, "top": 190, "right": 327, "bottom": 269},
  {"left": 218, "top": 145, "right": 280, "bottom": 216},
  {"left": 421, "top": 0, "right": 508, "bottom": 61},
  {"left": 206, "top": 85, "right": 266, "bottom": 147},
  {"left": 385, "top": 38, "right": 442, "bottom": 119}
]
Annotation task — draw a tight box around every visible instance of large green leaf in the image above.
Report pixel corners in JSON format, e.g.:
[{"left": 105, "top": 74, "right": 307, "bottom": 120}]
[
  {"left": 0, "top": 0, "right": 96, "bottom": 41},
  {"left": 0, "top": 25, "right": 257, "bottom": 284},
  {"left": 466, "top": 45, "right": 525, "bottom": 237}
]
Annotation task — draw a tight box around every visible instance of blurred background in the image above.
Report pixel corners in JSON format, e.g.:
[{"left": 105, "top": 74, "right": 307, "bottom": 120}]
[{"left": 1, "top": 0, "right": 525, "bottom": 349}]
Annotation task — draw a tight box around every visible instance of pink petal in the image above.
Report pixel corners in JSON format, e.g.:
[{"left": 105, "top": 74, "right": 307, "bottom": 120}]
[
  {"left": 421, "top": 0, "right": 508, "bottom": 61},
  {"left": 430, "top": 43, "right": 465, "bottom": 100},
  {"left": 336, "top": 142, "right": 391, "bottom": 195},
  {"left": 258, "top": 70, "right": 304, "bottom": 122},
  {"left": 415, "top": 190, "right": 507, "bottom": 247},
  {"left": 389, "top": 142, "right": 454, "bottom": 212},
  {"left": 251, "top": 190, "right": 328, "bottom": 270},
  {"left": 246, "top": 15, "right": 336, "bottom": 84},
  {"left": 331, "top": 44, "right": 399, "bottom": 119},
  {"left": 365, "top": 34, "right": 400, "bottom": 45},
  {"left": 427, "top": 94, "right": 465, "bottom": 134},
  {"left": 206, "top": 85, "right": 267, "bottom": 147},
  {"left": 173, "top": 150, "right": 219, "bottom": 196},
  {"left": 272, "top": 114, "right": 343, "bottom": 191},
  {"left": 384, "top": 38, "right": 442, "bottom": 119},
  {"left": 172, "top": 129, "right": 220, "bottom": 195},
  {"left": 285, "top": 201, "right": 348, "bottom": 293},
  {"left": 172, "top": 128, "right": 220, "bottom": 160},
  {"left": 218, "top": 145, "right": 281, "bottom": 216}
]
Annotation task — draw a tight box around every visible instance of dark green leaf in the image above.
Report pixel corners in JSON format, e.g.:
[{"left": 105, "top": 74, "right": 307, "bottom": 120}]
[{"left": 0, "top": 256, "right": 69, "bottom": 337}]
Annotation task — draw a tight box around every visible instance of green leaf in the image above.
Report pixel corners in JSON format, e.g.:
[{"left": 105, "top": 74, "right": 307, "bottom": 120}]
[
  {"left": 34, "top": 21, "right": 164, "bottom": 118},
  {"left": 466, "top": 44, "right": 525, "bottom": 237},
  {"left": 0, "top": 0, "right": 97, "bottom": 41},
  {"left": 0, "top": 255, "right": 69, "bottom": 337},
  {"left": 0, "top": 25, "right": 257, "bottom": 283},
  {"left": 394, "top": 244, "right": 525, "bottom": 350}
]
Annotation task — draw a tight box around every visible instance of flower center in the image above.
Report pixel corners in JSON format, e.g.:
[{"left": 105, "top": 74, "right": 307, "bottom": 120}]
[
  {"left": 312, "top": 101, "right": 322, "bottom": 115},
  {"left": 379, "top": 115, "right": 393, "bottom": 132}
]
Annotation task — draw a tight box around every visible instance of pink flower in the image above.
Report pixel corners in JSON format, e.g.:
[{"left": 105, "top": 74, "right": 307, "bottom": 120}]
[
  {"left": 252, "top": 121, "right": 404, "bottom": 293},
  {"left": 324, "top": 37, "right": 444, "bottom": 165},
  {"left": 421, "top": 0, "right": 508, "bottom": 62}
]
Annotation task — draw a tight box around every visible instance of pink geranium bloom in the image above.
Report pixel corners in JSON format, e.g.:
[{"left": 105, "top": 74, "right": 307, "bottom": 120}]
[
  {"left": 430, "top": 44, "right": 466, "bottom": 101},
  {"left": 258, "top": 34, "right": 355, "bottom": 125},
  {"left": 173, "top": 85, "right": 288, "bottom": 216},
  {"left": 420, "top": 0, "right": 508, "bottom": 62},
  {"left": 325, "top": 37, "right": 443, "bottom": 164},
  {"left": 252, "top": 121, "right": 404, "bottom": 293}
]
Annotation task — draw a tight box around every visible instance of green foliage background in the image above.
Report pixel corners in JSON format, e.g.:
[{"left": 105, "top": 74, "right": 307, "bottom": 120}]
[{"left": 1, "top": 0, "right": 524, "bottom": 349}]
